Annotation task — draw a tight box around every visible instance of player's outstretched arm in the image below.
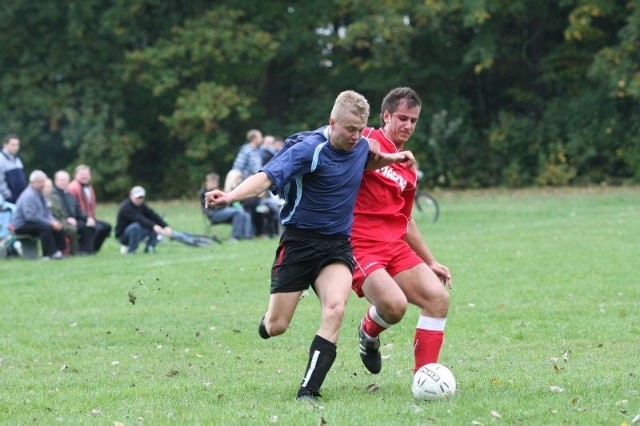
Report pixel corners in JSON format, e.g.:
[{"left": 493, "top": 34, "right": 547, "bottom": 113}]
[
  {"left": 206, "top": 172, "right": 273, "bottom": 208},
  {"left": 366, "top": 150, "right": 416, "bottom": 170}
]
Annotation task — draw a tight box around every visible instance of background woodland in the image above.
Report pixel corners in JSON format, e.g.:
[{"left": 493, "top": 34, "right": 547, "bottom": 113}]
[{"left": 1, "top": 0, "right": 638, "bottom": 199}]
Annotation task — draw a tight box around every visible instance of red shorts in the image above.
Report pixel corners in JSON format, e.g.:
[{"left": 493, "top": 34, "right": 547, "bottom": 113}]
[{"left": 352, "top": 238, "right": 424, "bottom": 298}]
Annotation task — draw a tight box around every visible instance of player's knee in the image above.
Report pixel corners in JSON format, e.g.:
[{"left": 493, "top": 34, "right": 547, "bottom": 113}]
[
  {"left": 265, "top": 319, "right": 288, "bottom": 336},
  {"left": 379, "top": 298, "right": 408, "bottom": 324},
  {"left": 437, "top": 288, "right": 450, "bottom": 308},
  {"left": 324, "top": 302, "right": 346, "bottom": 323},
  {"left": 423, "top": 289, "right": 450, "bottom": 316}
]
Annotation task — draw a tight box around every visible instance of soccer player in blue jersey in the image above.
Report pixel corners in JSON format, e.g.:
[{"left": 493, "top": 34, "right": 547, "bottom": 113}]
[{"left": 205, "top": 90, "right": 415, "bottom": 405}]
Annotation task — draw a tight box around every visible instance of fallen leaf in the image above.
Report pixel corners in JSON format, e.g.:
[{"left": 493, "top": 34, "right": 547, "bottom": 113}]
[
  {"left": 128, "top": 291, "right": 137, "bottom": 305},
  {"left": 366, "top": 383, "right": 380, "bottom": 393}
]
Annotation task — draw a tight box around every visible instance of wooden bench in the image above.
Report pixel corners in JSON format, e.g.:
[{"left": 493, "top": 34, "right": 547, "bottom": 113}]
[{"left": 14, "top": 234, "right": 40, "bottom": 259}]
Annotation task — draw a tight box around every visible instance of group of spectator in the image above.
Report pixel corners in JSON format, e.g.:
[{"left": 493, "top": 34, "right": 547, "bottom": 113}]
[
  {"left": 0, "top": 128, "right": 286, "bottom": 258},
  {"left": 199, "top": 129, "right": 284, "bottom": 243},
  {"left": 0, "top": 133, "right": 113, "bottom": 260}
]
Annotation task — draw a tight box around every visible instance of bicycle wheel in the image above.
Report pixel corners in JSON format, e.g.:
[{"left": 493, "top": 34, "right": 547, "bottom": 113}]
[{"left": 413, "top": 192, "right": 440, "bottom": 223}]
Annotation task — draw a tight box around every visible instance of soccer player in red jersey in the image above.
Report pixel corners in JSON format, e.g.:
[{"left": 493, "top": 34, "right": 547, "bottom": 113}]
[{"left": 351, "top": 87, "right": 452, "bottom": 374}]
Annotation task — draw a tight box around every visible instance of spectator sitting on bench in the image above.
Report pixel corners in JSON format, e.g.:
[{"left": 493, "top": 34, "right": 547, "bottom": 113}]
[
  {"left": 67, "top": 164, "right": 112, "bottom": 253},
  {"left": 199, "top": 172, "right": 252, "bottom": 243},
  {"left": 0, "top": 193, "right": 21, "bottom": 257},
  {"left": 10, "top": 170, "right": 66, "bottom": 260},
  {"left": 50, "top": 170, "right": 97, "bottom": 255}
]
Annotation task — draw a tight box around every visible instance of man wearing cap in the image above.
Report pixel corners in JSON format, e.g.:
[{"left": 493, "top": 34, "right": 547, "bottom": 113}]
[{"left": 115, "top": 186, "right": 172, "bottom": 254}]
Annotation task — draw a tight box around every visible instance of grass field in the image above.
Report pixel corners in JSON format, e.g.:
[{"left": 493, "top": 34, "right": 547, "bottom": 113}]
[{"left": 1, "top": 187, "right": 638, "bottom": 425}]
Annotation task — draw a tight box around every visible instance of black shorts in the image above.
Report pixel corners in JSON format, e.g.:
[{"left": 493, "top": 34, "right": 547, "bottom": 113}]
[{"left": 270, "top": 227, "right": 355, "bottom": 294}]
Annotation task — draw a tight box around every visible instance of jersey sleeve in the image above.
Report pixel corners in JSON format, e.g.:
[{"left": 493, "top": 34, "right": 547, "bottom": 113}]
[{"left": 262, "top": 140, "right": 313, "bottom": 193}]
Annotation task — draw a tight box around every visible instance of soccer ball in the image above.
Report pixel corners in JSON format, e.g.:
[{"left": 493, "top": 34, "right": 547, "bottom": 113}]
[{"left": 412, "top": 363, "right": 456, "bottom": 401}]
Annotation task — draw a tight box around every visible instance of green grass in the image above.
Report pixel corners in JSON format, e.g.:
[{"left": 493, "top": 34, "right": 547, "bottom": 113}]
[{"left": 1, "top": 187, "right": 639, "bottom": 425}]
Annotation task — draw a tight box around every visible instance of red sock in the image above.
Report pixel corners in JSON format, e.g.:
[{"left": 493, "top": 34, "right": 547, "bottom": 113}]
[
  {"left": 413, "top": 329, "right": 444, "bottom": 373},
  {"left": 361, "top": 308, "right": 386, "bottom": 338}
]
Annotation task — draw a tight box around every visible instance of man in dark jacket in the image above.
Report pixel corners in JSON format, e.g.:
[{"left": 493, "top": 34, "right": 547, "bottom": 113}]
[
  {"left": 50, "top": 170, "right": 97, "bottom": 255},
  {"left": 115, "top": 186, "right": 172, "bottom": 254},
  {"left": 0, "top": 134, "right": 27, "bottom": 203}
]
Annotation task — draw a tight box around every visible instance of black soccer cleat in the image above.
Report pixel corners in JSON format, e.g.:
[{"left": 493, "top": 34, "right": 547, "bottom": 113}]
[
  {"left": 296, "top": 388, "right": 322, "bottom": 406},
  {"left": 358, "top": 322, "right": 382, "bottom": 374},
  {"left": 258, "top": 316, "right": 270, "bottom": 339}
]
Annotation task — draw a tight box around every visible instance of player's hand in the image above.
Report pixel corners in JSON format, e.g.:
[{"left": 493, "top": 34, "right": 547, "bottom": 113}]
[
  {"left": 205, "top": 189, "right": 231, "bottom": 208},
  {"left": 397, "top": 150, "right": 416, "bottom": 168},
  {"left": 383, "top": 150, "right": 415, "bottom": 167},
  {"left": 430, "top": 261, "right": 452, "bottom": 289}
]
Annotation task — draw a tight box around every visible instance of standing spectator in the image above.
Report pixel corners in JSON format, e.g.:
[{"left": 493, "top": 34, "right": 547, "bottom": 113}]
[
  {"left": 231, "top": 129, "right": 264, "bottom": 180},
  {"left": 10, "top": 170, "right": 65, "bottom": 260},
  {"left": 67, "top": 164, "right": 112, "bottom": 253},
  {"left": 351, "top": 87, "right": 452, "bottom": 375},
  {"left": 0, "top": 134, "right": 27, "bottom": 203},
  {"left": 115, "top": 186, "right": 172, "bottom": 254},
  {"left": 231, "top": 130, "right": 278, "bottom": 238},
  {"left": 260, "top": 134, "right": 277, "bottom": 165},
  {"left": 205, "top": 90, "right": 414, "bottom": 404},
  {"left": 50, "top": 170, "right": 96, "bottom": 255},
  {"left": 198, "top": 172, "right": 252, "bottom": 242}
]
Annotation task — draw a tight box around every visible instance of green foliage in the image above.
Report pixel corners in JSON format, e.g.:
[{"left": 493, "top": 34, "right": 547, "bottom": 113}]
[{"left": 1, "top": 0, "right": 638, "bottom": 197}]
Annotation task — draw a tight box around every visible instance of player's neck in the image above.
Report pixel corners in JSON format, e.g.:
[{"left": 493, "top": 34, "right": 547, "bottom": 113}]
[{"left": 381, "top": 127, "right": 403, "bottom": 152}]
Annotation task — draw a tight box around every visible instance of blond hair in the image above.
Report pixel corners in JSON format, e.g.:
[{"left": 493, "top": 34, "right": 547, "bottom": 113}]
[{"left": 330, "top": 90, "right": 370, "bottom": 124}]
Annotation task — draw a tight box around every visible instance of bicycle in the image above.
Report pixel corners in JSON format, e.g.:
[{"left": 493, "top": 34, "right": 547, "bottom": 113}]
[
  {"left": 412, "top": 169, "right": 440, "bottom": 223},
  {"left": 413, "top": 190, "right": 440, "bottom": 223}
]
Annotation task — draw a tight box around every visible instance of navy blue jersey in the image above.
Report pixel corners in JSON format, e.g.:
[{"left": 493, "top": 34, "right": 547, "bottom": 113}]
[{"left": 262, "top": 126, "right": 369, "bottom": 236}]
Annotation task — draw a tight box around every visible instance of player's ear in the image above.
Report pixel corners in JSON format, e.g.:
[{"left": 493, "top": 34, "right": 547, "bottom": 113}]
[{"left": 383, "top": 110, "right": 391, "bottom": 125}]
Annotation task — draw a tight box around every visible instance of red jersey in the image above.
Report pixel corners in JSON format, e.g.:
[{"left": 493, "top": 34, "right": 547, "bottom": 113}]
[{"left": 351, "top": 127, "right": 417, "bottom": 242}]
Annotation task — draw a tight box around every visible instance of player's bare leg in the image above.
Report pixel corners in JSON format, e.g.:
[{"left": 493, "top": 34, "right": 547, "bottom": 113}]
[
  {"left": 260, "top": 291, "right": 302, "bottom": 338},
  {"left": 358, "top": 268, "right": 408, "bottom": 373},
  {"left": 395, "top": 263, "right": 450, "bottom": 371},
  {"left": 297, "top": 262, "right": 351, "bottom": 403}
]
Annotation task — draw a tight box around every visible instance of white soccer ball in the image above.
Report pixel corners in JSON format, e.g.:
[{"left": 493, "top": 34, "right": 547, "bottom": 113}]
[{"left": 412, "top": 363, "right": 456, "bottom": 401}]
